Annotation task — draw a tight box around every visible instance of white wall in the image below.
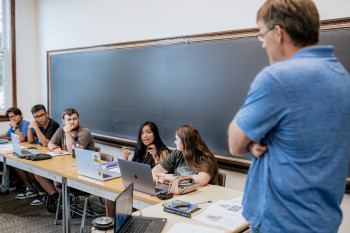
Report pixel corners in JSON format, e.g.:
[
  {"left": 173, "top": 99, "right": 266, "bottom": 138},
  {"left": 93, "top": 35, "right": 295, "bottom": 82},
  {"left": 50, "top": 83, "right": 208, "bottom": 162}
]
[{"left": 7, "top": 0, "right": 350, "bottom": 232}]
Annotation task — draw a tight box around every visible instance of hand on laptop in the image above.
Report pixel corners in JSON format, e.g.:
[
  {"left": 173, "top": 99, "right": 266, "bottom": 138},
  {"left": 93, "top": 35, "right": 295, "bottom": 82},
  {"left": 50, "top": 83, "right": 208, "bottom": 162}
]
[{"left": 155, "top": 173, "right": 175, "bottom": 184}]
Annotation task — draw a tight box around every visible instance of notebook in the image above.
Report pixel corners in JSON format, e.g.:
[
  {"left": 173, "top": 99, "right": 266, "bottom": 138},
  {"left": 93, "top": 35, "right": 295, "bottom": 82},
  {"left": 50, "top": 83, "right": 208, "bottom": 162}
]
[
  {"left": 11, "top": 133, "right": 42, "bottom": 158},
  {"left": 0, "top": 138, "right": 8, "bottom": 144},
  {"left": 114, "top": 183, "right": 167, "bottom": 233},
  {"left": 118, "top": 159, "right": 169, "bottom": 195},
  {"left": 75, "top": 148, "right": 120, "bottom": 181}
]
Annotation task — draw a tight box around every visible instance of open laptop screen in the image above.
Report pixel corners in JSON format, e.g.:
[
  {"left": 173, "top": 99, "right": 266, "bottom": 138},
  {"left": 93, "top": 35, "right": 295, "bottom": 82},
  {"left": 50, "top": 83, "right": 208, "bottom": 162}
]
[
  {"left": 11, "top": 133, "right": 22, "bottom": 155},
  {"left": 115, "top": 183, "right": 134, "bottom": 232}
]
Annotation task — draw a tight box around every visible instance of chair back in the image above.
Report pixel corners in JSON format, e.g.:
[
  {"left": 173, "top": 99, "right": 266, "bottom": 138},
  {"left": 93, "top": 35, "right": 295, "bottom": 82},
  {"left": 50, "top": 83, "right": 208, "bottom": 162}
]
[
  {"left": 218, "top": 172, "right": 226, "bottom": 187},
  {"left": 100, "top": 153, "right": 114, "bottom": 162}
]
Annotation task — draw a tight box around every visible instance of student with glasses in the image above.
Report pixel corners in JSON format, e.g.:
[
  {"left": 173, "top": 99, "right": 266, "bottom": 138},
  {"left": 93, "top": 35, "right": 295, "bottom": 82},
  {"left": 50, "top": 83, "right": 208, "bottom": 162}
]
[
  {"left": 0, "top": 107, "right": 29, "bottom": 141},
  {"left": 27, "top": 104, "right": 60, "bottom": 146},
  {"left": 15, "top": 104, "right": 61, "bottom": 206},
  {"left": 0, "top": 107, "right": 30, "bottom": 196}
]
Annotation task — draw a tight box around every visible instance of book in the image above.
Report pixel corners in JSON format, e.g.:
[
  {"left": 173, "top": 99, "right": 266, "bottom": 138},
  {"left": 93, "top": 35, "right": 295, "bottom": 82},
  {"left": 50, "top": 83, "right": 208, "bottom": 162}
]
[
  {"left": 102, "top": 161, "right": 119, "bottom": 169},
  {"left": 162, "top": 202, "right": 200, "bottom": 218}
]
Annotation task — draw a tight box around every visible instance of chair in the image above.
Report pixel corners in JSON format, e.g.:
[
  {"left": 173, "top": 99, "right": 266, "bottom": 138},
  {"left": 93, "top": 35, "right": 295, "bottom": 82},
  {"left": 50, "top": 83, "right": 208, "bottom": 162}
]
[
  {"left": 218, "top": 172, "right": 226, "bottom": 187},
  {"left": 54, "top": 148, "right": 114, "bottom": 233},
  {"left": 94, "top": 146, "right": 101, "bottom": 152}
]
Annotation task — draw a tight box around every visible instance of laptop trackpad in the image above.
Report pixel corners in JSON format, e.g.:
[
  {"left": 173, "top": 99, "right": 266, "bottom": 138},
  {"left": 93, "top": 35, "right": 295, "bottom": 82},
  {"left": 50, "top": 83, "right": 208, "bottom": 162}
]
[
  {"left": 145, "top": 219, "right": 167, "bottom": 233},
  {"left": 155, "top": 183, "right": 169, "bottom": 191}
]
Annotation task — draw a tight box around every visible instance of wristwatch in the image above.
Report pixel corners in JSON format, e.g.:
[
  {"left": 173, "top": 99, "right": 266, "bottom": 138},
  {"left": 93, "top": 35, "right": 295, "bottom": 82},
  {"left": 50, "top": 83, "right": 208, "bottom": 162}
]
[{"left": 12, "top": 127, "right": 17, "bottom": 131}]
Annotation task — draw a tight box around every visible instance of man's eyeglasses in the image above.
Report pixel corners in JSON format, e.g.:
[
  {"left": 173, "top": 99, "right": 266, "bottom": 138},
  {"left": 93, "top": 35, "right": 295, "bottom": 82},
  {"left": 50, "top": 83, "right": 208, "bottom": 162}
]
[
  {"left": 9, "top": 114, "right": 19, "bottom": 120},
  {"left": 257, "top": 26, "right": 275, "bottom": 42},
  {"left": 34, "top": 113, "right": 46, "bottom": 119}
]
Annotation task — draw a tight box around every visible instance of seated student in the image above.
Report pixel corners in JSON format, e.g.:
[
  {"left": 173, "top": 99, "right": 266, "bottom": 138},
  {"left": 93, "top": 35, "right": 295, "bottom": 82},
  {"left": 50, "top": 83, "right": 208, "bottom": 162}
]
[
  {"left": 0, "top": 107, "right": 29, "bottom": 142},
  {"left": 0, "top": 107, "right": 42, "bottom": 202},
  {"left": 152, "top": 124, "right": 218, "bottom": 186},
  {"left": 15, "top": 104, "right": 61, "bottom": 205},
  {"left": 105, "top": 121, "right": 170, "bottom": 217},
  {"left": 35, "top": 108, "right": 95, "bottom": 213},
  {"left": 27, "top": 104, "right": 60, "bottom": 146},
  {"left": 122, "top": 121, "right": 170, "bottom": 166}
]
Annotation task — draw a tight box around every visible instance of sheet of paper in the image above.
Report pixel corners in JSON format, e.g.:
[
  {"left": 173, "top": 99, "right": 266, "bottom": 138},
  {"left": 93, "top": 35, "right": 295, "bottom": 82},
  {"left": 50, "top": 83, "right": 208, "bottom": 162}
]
[
  {"left": 46, "top": 151, "right": 70, "bottom": 157},
  {"left": 167, "top": 222, "right": 225, "bottom": 233},
  {"left": 0, "top": 144, "right": 19, "bottom": 153},
  {"left": 193, "top": 197, "right": 246, "bottom": 231}
]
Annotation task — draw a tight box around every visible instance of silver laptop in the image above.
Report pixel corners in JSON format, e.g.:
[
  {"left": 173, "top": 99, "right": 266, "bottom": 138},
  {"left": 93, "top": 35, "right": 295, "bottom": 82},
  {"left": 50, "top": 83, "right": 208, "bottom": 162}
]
[
  {"left": 75, "top": 148, "right": 120, "bottom": 181},
  {"left": 11, "top": 133, "right": 42, "bottom": 158},
  {"left": 114, "top": 183, "right": 167, "bottom": 233},
  {"left": 118, "top": 159, "right": 168, "bottom": 195}
]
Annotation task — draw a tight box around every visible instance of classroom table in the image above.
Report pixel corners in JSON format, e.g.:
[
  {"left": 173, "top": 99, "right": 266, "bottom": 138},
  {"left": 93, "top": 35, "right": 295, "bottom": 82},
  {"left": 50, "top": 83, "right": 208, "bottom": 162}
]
[
  {"left": 139, "top": 185, "right": 249, "bottom": 233},
  {"left": 0, "top": 143, "right": 75, "bottom": 232},
  {"left": 1, "top": 144, "right": 249, "bottom": 233},
  {"left": 0, "top": 143, "right": 167, "bottom": 233}
]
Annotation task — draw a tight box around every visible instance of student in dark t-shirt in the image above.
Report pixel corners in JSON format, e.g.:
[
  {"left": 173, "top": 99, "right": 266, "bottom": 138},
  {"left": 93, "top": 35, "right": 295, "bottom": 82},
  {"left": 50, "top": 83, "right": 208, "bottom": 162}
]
[
  {"left": 122, "top": 121, "right": 170, "bottom": 168},
  {"left": 152, "top": 124, "right": 218, "bottom": 186},
  {"left": 16, "top": 104, "right": 60, "bottom": 206},
  {"left": 27, "top": 104, "right": 60, "bottom": 146},
  {"left": 105, "top": 121, "right": 171, "bottom": 217}
]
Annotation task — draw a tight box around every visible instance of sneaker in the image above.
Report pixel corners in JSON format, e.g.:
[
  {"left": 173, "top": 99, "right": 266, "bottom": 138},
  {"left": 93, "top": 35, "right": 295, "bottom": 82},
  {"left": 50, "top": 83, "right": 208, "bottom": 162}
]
[
  {"left": 47, "top": 192, "right": 59, "bottom": 213},
  {"left": 31, "top": 194, "right": 45, "bottom": 205},
  {"left": 15, "top": 188, "right": 38, "bottom": 199}
]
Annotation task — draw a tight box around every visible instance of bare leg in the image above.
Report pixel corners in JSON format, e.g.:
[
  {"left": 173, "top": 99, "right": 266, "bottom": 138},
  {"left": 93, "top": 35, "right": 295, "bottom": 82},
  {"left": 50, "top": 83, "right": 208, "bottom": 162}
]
[
  {"left": 15, "top": 168, "right": 34, "bottom": 189},
  {"left": 28, "top": 172, "right": 45, "bottom": 192},
  {"left": 34, "top": 174, "right": 57, "bottom": 195},
  {"left": 105, "top": 199, "right": 115, "bottom": 218}
]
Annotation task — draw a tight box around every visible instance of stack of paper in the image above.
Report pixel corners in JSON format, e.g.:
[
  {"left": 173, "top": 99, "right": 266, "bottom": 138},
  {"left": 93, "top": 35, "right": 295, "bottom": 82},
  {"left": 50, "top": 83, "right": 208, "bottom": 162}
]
[
  {"left": 167, "top": 222, "right": 225, "bottom": 233},
  {"left": 192, "top": 196, "right": 246, "bottom": 231},
  {"left": 0, "top": 144, "right": 15, "bottom": 153}
]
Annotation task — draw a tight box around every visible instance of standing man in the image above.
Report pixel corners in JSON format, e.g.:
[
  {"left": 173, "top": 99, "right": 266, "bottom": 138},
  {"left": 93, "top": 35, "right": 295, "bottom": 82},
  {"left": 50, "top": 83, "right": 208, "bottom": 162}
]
[
  {"left": 228, "top": 1, "right": 350, "bottom": 232},
  {"left": 35, "top": 108, "right": 95, "bottom": 213},
  {"left": 15, "top": 104, "right": 60, "bottom": 205},
  {"left": 0, "top": 107, "right": 29, "bottom": 142}
]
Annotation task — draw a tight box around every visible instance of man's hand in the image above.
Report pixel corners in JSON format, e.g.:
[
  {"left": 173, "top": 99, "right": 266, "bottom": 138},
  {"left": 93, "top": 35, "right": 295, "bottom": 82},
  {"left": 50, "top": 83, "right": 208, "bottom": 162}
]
[
  {"left": 9, "top": 120, "right": 17, "bottom": 128},
  {"left": 248, "top": 141, "right": 268, "bottom": 158},
  {"left": 53, "top": 147, "right": 63, "bottom": 154},
  {"left": 29, "top": 121, "right": 39, "bottom": 129},
  {"left": 63, "top": 124, "right": 74, "bottom": 133}
]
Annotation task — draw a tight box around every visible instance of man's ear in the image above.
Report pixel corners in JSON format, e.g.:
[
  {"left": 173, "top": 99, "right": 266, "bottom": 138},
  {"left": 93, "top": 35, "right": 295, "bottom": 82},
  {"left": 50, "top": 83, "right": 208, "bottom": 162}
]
[
  {"left": 274, "top": 25, "right": 285, "bottom": 43},
  {"left": 62, "top": 119, "right": 65, "bottom": 125}
]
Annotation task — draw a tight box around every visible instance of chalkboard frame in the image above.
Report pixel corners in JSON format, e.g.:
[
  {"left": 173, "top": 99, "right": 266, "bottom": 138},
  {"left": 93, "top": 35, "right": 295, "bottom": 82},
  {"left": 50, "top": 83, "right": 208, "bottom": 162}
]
[{"left": 47, "top": 17, "right": 350, "bottom": 192}]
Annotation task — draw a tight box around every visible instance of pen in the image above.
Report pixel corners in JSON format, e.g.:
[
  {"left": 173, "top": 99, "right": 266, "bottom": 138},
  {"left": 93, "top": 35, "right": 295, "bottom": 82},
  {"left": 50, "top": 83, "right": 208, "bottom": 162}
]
[{"left": 193, "top": 201, "right": 212, "bottom": 205}]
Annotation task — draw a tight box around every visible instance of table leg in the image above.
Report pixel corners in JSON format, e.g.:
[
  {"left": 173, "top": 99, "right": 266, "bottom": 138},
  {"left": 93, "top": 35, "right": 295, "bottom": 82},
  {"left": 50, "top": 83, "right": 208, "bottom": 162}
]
[
  {"left": 1, "top": 157, "right": 9, "bottom": 193},
  {"left": 62, "top": 177, "right": 71, "bottom": 233}
]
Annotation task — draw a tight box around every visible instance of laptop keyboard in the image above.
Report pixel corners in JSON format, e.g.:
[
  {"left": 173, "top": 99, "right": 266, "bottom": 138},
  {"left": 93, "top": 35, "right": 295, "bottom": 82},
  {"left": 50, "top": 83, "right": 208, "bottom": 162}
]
[
  {"left": 102, "top": 173, "right": 112, "bottom": 179},
  {"left": 121, "top": 217, "right": 152, "bottom": 233},
  {"left": 21, "top": 150, "right": 33, "bottom": 155}
]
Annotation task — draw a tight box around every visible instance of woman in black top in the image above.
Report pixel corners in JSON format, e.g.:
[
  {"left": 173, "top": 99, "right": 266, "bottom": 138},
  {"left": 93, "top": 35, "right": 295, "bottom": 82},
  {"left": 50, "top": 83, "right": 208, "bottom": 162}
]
[
  {"left": 106, "top": 121, "right": 170, "bottom": 217},
  {"left": 122, "top": 121, "right": 170, "bottom": 168}
]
